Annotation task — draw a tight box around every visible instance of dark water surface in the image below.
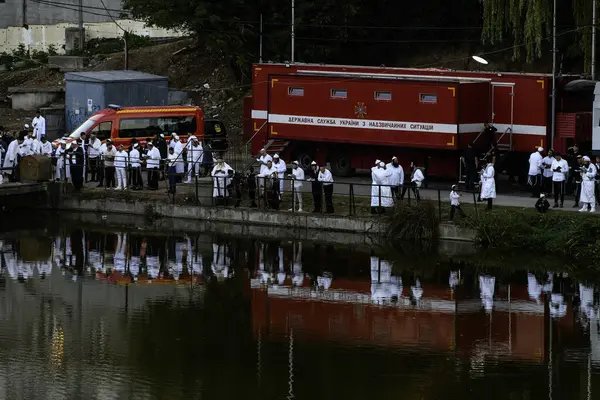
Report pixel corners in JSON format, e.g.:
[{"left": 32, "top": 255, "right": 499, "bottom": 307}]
[{"left": 0, "top": 214, "right": 600, "bottom": 399}]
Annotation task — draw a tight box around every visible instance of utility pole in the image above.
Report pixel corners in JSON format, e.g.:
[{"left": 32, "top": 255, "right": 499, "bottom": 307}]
[
  {"left": 593, "top": 0, "right": 597, "bottom": 80},
  {"left": 551, "top": 0, "right": 557, "bottom": 148},
  {"left": 123, "top": 31, "right": 129, "bottom": 70},
  {"left": 291, "top": 0, "right": 295, "bottom": 63},
  {"left": 78, "top": 0, "right": 84, "bottom": 51},
  {"left": 22, "top": 0, "right": 27, "bottom": 28},
  {"left": 259, "top": 14, "right": 263, "bottom": 63}
]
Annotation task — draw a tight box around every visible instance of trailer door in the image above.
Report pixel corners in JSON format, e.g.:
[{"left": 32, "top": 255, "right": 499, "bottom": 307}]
[{"left": 491, "top": 83, "right": 514, "bottom": 149}]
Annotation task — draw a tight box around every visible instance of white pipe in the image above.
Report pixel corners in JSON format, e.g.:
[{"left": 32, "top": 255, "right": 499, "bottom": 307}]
[
  {"left": 291, "top": 0, "right": 295, "bottom": 63},
  {"left": 551, "top": 0, "right": 557, "bottom": 149},
  {"left": 593, "top": 0, "right": 597, "bottom": 79},
  {"left": 297, "top": 69, "right": 492, "bottom": 83}
]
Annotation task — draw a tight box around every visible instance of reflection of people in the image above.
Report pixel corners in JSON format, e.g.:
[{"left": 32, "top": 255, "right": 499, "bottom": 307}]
[
  {"left": 211, "top": 243, "right": 231, "bottom": 281},
  {"left": 292, "top": 242, "right": 304, "bottom": 287},
  {"left": 479, "top": 275, "right": 495, "bottom": 312}
]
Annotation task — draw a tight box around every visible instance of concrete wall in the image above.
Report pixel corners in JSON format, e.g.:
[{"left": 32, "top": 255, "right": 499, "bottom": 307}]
[
  {"left": 8, "top": 88, "right": 64, "bottom": 110},
  {"left": 0, "top": 20, "right": 185, "bottom": 54},
  {"left": 53, "top": 196, "right": 477, "bottom": 242}
]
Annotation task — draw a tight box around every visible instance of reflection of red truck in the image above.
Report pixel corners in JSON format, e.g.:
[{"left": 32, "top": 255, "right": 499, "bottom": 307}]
[
  {"left": 250, "top": 280, "right": 556, "bottom": 362},
  {"left": 245, "top": 63, "right": 590, "bottom": 178}
]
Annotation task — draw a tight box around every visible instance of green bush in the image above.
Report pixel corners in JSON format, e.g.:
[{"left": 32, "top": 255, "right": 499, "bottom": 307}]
[
  {"left": 471, "top": 209, "right": 600, "bottom": 264},
  {"left": 384, "top": 202, "right": 439, "bottom": 242}
]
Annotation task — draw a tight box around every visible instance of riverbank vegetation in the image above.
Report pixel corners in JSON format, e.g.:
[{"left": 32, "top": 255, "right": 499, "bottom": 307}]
[{"left": 386, "top": 202, "right": 600, "bottom": 266}]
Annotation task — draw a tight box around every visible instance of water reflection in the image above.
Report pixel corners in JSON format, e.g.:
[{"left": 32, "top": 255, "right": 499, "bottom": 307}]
[{"left": 1, "top": 225, "right": 600, "bottom": 398}]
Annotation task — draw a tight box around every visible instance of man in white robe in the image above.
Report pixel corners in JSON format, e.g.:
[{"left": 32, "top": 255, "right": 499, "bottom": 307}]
[
  {"left": 172, "top": 134, "right": 185, "bottom": 175},
  {"left": 32, "top": 110, "right": 46, "bottom": 141},
  {"left": 528, "top": 147, "right": 543, "bottom": 197},
  {"left": 289, "top": 161, "right": 304, "bottom": 212},
  {"left": 256, "top": 148, "right": 272, "bottom": 193},
  {"left": 387, "top": 156, "right": 404, "bottom": 200},
  {"left": 40, "top": 136, "right": 52, "bottom": 157},
  {"left": 579, "top": 155, "right": 596, "bottom": 212},
  {"left": 272, "top": 154, "right": 287, "bottom": 196},
  {"left": 211, "top": 157, "right": 233, "bottom": 201},
  {"left": 3, "top": 137, "right": 20, "bottom": 182},
  {"left": 371, "top": 161, "right": 393, "bottom": 213},
  {"left": 186, "top": 136, "right": 203, "bottom": 184},
  {"left": 55, "top": 141, "right": 70, "bottom": 181},
  {"left": 479, "top": 159, "right": 496, "bottom": 210}
]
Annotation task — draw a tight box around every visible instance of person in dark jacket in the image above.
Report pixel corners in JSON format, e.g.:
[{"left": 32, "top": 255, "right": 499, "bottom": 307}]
[
  {"left": 70, "top": 140, "right": 85, "bottom": 191},
  {"left": 535, "top": 193, "right": 550, "bottom": 213},
  {"left": 572, "top": 155, "right": 583, "bottom": 208},
  {"left": 461, "top": 142, "right": 478, "bottom": 190},
  {"left": 305, "top": 161, "right": 322, "bottom": 213},
  {"left": 154, "top": 133, "right": 168, "bottom": 180}
]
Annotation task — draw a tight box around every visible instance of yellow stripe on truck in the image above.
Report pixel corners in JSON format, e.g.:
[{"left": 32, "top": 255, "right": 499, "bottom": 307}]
[{"left": 116, "top": 108, "right": 195, "bottom": 114}]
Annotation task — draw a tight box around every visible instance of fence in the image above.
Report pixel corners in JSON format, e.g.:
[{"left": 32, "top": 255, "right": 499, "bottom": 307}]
[{"left": 2, "top": 151, "right": 483, "bottom": 221}]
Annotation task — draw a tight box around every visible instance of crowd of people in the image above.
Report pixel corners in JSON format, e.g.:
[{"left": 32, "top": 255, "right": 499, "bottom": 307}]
[{"left": 526, "top": 144, "right": 598, "bottom": 212}]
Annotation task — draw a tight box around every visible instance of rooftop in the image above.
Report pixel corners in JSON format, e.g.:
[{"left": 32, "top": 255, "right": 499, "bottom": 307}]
[{"left": 65, "top": 70, "right": 167, "bottom": 83}]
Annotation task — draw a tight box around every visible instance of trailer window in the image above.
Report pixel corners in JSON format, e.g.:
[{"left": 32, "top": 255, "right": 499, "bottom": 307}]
[
  {"left": 375, "top": 91, "right": 392, "bottom": 101},
  {"left": 420, "top": 93, "right": 437, "bottom": 104},
  {"left": 288, "top": 87, "right": 304, "bottom": 96},
  {"left": 119, "top": 118, "right": 162, "bottom": 138},
  {"left": 330, "top": 89, "right": 348, "bottom": 99}
]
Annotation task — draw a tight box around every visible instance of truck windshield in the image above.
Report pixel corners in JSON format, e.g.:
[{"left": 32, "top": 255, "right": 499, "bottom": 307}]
[{"left": 68, "top": 117, "right": 99, "bottom": 138}]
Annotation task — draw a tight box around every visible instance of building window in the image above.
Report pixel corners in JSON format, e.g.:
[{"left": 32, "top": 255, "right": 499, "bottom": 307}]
[
  {"left": 420, "top": 93, "right": 437, "bottom": 104},
  {"left": 330, "top": 89, "right": 348, "bottom": 99},
  {"left": 374, "top": 91, "right": 392, "bottom": 101},
  {"left": 288, "top": 87, "right": 304, "bottom": 96}
]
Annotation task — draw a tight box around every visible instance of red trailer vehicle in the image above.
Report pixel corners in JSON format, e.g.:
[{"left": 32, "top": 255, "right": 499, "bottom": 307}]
[{"left": 245, "top": 63, "right": 590, "bottom": 178}]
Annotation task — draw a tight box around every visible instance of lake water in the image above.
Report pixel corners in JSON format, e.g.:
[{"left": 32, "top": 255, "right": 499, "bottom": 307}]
[{"left": 0, "top": 213, "right": 599, "bottom": 399}]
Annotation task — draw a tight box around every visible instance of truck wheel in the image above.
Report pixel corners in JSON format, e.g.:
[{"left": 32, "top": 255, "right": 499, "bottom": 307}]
[
  {"left": 331, "top": 153, "right": 353, "bottom": 177},
  {"left": 295, "top": 150, "right": 314, "bottom": 170}
]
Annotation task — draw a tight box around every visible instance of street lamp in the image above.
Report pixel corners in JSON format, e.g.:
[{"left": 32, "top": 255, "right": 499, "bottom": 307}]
[{"left": 472, "top": 55, "right": 489, "bottom": 65}]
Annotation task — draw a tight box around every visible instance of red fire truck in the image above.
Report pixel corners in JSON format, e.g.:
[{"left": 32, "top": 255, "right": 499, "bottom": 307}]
[{"left": 244, "top": 63, "right": 593, "bottom": 178}]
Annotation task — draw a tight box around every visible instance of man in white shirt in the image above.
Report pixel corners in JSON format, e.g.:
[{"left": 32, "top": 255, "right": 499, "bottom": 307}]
[
  {"left": 289, "top": 160, "right": 304, "bottom": 212},
  {"left": 32, "top": 110, "right": 46, "bottom": 141},
  {"left": 551, "top": 152, "right": 569, "bottom": 208},
  {"left": 145, "top": 141, "right": 161, "bottom": 190},
  {"left": 87, "top": 133, "right": 102, "bottom": 182},
  {"left": 26, "top": 131, "right": 40, "bottom": 155},
  {"left": 114, "top": 144, "right": 128, "bottom": 190},
  {"left": 401, "top": 161, "right": 424, "bottom": 202},
  {"left": 317, "top": 165, "right": 334, "bottom": 213},
  {"left": 186, "top": 136, "right": 203, "bottom": 184},
  {"left": 103, "top": 142, "right": 117, "bottom": 188},
  {"left": 528, "top": 147, "right": 543, "bottom": 197},
  {"left": 39, "top": 136, "right": 52, "bottom": 157},
  {"left": 449, "top": 184, "right": 466, "bottom": 221},
  {"left": 129, "top": 143, "right": 142, "bottom": 190},
  {"left": 542, "top": 149, "right": 555, "bottom": 195}
]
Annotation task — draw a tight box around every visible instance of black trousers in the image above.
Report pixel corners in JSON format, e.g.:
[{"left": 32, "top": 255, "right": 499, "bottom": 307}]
[
  {"left": 88, "top": 157, "right": 99, "bottom": 181},
  {"left": 391, "top": 185, "right": 400, "bottom": 200},
  {"left": 574, "top": 182, "right": 582, "bottom": 205},
  {"left": 97, "top": 160, "right": 105, "bottom": 186},
  {"left": 553, "top": 181, "right": 565, "bottom": 205},
  {"left": 543, "top": 176, "right": 553, "bottom": 194},
  {"left": 323, "top": 184, "right": 334, "bottom": 213},
  {"left": 450, "top": 204, "right": 466, "bottom": 220},
  {"left": 401, "top": 183, "right": 420, "bottom": 201},
  {"left": 311, "top": 183, "right": 322, "bottom": 212},
  {"left": 132, "top": 167, "right": 143, "bottom": 188},
  {"left": 466, "top": 166, "right": 477, "bottom": 190},
  {"left": 529, "top": 174, "right": 542, "bottom": 197},
  {"left": 147, "top": 169, "right": 159, "bottom": 189},
  {"left": 105, "top": 166, "right": 115, "bottom": 188},
  {"left": 71, "top": 166, "right": 84, "bottom": 190}
]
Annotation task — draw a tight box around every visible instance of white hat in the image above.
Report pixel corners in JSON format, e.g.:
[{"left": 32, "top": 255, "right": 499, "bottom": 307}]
[
  {"left": 24, "top": 124, "right": 30, "bottom": 129},
  {"left": 189, "top": 135, "right": 197, "bottom": 141},
  {"left": 584, "top": 155, "right": 591, "bottom": 162},
  {"left": 133, "top": 143, "right": 139, "bottom": 148},
  {"left": 160, "top": 134, "right": 165, "bottom": 138},
  {"left": 260, "top": 148, "right": 266, "bottom": 152},
  {"left": 147, "top": 141, "right": 154, "bottom": 146},
  {"left": 451, "top": 184, "right": 457, "bottom": 190},
  {"left": 538, "top": 147, "right": 544, "bottom": 152},
  {"left": 540, "top": 193, "right": 545, "bottom": 198},
  {"left": 311, "top": 161, "right": 317, "bottom": 165},
  {"left": 375, "top": 159, "right": 381, "bottom": 165},
  {"left": 378, "top": 161, "right": 385, "bottom": 167},
  {"left": 292, "top": 160, "right": 299, "bottom": 165},
  {"left": 273, "top": 154, "right": 280, "bottom": 158},
  {"left": 392, "top": 156, "right": 398, "bottom": 161}
]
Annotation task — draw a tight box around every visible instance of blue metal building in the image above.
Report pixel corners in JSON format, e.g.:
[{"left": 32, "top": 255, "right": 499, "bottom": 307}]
[{"left": 64, "top": 70, "right": 168, "bottom": 132}]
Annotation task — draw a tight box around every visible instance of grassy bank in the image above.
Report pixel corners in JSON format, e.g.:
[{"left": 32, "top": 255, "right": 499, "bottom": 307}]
[{"left": 386, "top": 202, "right": 600, "bottom": 266}]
